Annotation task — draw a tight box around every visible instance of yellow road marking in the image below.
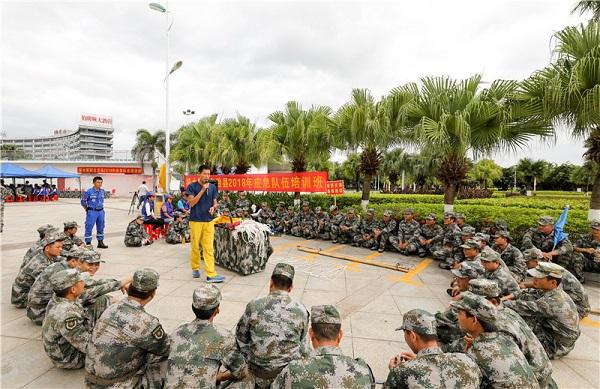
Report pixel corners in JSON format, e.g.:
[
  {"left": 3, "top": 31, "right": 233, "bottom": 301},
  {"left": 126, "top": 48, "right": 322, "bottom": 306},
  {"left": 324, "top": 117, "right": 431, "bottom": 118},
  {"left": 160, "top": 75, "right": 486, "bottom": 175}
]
[
  {"left": 580, "top": 317, "right": 600, "bottom": 328},
  {"left": 386, "top": 258, "right": 433, "bottom": 287},
  {"left": 295, "top": 244, "right": 348, "bottom": 262},
  {"left": 345, "top": 251, "right": 381, "bottom": 272}
]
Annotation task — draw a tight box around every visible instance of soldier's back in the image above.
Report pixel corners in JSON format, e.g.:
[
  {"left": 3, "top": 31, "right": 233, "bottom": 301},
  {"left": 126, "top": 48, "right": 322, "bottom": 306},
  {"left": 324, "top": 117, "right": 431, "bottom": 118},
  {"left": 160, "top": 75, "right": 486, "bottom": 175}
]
[
  {"left": 384, "top": 346, "right": 481, "bottom": 389},
  {"left": 12, "top": 251, "right": 52, "bottom": 307},
  {"left": 274, "top": 346, "right": 374, "bottom": 389},
  {"left": 27, "top": 260, "right": 70, "bottom": 323}
]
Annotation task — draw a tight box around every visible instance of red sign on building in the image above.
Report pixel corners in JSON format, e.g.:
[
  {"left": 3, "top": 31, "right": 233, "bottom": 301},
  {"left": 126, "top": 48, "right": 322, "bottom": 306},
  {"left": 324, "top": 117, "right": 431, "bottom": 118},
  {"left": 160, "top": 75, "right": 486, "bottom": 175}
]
[
  {"left": 326, "top": 180, "right": 345, "bottom": 195},
  {"left": 184, "top": 172, "right": 328, "bottom": 193},
  {"left": 77, "top": 167, "right": 143, "bottom": 174}
]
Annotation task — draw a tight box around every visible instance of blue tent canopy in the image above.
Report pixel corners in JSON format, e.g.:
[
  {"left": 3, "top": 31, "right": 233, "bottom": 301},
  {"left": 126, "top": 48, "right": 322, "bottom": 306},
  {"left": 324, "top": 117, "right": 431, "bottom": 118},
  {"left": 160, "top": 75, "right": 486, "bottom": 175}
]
[
  {"left": 32, "top": 165, "right": 80, "bottom": 179},
  {"left": 0, "top": 162, "right": 45, "bottom": 178}
]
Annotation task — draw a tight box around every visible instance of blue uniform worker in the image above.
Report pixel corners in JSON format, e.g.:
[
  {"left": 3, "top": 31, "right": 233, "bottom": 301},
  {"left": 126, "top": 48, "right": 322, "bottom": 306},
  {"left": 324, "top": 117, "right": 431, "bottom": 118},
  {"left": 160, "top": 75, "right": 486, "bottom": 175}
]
[{"left": 81, "top": 177, "right": 108, "bottom": 249}]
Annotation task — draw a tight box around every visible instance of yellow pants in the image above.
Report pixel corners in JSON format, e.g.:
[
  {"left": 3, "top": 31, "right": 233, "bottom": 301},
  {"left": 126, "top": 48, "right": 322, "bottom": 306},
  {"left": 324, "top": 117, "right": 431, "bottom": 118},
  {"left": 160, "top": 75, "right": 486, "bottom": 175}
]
[{"left": 189, "top": 221, "right": 217, "bottom": 277}]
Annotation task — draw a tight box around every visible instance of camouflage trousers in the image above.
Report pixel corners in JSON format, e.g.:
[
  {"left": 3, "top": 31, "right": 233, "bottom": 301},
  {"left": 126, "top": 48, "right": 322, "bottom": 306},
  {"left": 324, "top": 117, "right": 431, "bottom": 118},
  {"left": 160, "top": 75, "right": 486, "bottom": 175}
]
[
  {"left": 332, "top": 229, "right": 355, "bottom": 244},
  {"left": 11, "top": 283, "right": 28, "bottom": 309},
  {"left": 525, "top": 318, "right": 577, "bottom": 359},
  {"left": 290, "top": 226, "right": 316, "bottom": 239},
  {"left": 389, "top": 237, "right": 419, "bottom": 255},
  {"left": 433, "top": 246, "right": 460, "bottom": 266},
  {"left": 85, "top": 354, "right": 167, "bottom": 389},
  {"left": 85, "top": 295, "right": 113, "bottom": 328},
  {"left": 124, "top": 236, "right": 143, "bottom": 247},
  {"left": 583, "top": 255, "right": 600, "bottom": 273},
  {"left": 353, "top": 235, "right": 377, "bottom": 249},
  {"left": 415, "top": 242, "right": 443, "bottom": 258},
  {"left": 166, "top": 231, "right": 190, "bottom": 244},
  {"left": 27, "top": 299, "right": 51, "bottom": 325},
  {"left": 554, "top": 254, "right": 585, "bottom": 282},
  {"left": 316, "top": 229, "right": 331, "bottom": 240}
]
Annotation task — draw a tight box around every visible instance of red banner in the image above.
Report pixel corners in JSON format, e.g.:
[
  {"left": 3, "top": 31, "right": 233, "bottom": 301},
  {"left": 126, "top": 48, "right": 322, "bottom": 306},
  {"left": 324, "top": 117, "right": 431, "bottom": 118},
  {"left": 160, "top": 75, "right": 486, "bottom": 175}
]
[
  {"left": 184, "top": 172, "right": 328, "bottom": 192},
  {"left": 77, "top": 166, "right": 143, "bottom": 174},
  {"left": 327, "top": 180, "right": 345, "bottom": 195}
]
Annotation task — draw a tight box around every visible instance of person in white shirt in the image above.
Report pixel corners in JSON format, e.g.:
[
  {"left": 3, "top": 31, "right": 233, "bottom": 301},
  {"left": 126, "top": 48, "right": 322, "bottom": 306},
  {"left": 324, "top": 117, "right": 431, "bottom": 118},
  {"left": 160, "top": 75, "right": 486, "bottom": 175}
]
[{"left": 137, "top": 181, "right": 149, "bottom": 206}]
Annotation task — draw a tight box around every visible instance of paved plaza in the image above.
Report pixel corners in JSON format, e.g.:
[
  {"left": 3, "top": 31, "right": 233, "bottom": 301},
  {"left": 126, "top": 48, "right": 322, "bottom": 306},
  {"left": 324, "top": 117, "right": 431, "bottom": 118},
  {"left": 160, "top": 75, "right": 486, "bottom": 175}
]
[{"left": 1, "top": 199, "right": 599, "bottom": 388}]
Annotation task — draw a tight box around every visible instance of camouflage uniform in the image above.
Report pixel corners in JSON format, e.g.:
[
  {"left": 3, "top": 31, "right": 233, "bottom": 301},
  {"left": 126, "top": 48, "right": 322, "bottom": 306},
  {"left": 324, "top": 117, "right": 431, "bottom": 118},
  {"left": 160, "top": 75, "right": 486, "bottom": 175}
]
[
  {"left": 336, "top": 210, "right": 361, "bottom": 244},
  {"left": 385, "top": 309, "right": 481, "bottom": 389},
  {"left": 124, "top": 218, "right": 149, "bottom": 247},
  {"left": 272, "top": 203, "right": 287, "bottom": 234},
  {"left": 12, "top": 233, "right": 64, "bottom": 308},
  {"left": 21, "top": 224, "right": 56, "bottom": 269},
  {"left": 414, "top": 214, "right": 444, "bottom": 257},
  {"left": 63, "top": 221, "right": 85, "bottom": 251},
  {"left": 353, "top": 209, "right": 380, "bottom": 249},
  {"left": 479, "top": 249, "right": 520, "bottom": 296},
  {"left": 521, "top": 216, "right": 583, "bottom": 281},
  {"left": 560, "top": 268, "right": 591, "bottom": 319},
  {"left": 256, "top": 204, "right": 275, "bottom": 228},
  {"left": 573, "top": 229, "right": 600, "bottom": 273},
  {"left": 235, "top": 264, "right": 310, "bottom": 388},
  {"left": 452, "top": 292, "right": 539, "bottom": 388},
  {"left": 282, "top": 207, "right": 296, "bottom": 235},
  {"left": 273, "top": 305, "right": 375, "bottom": 389},
  {"left": 314, "top": 207, "right": 331, "bottom": 240},
  {"left": 504, "top": 262, "right": 580, "bottom": 359},
  {"left": 468, "top": 279, "right": 553, "bottom": 388},
  {"left": 455, "top": 213, "right": 472, "bottom": 231},
  {"left": 166, "top": 218, "right": 190, "bottom": 244},
  {"left": 235, "top": 196, "right": 251, "bottom": 211},
  {"left": 328, "top": 207, "right": 346, "bottom": 243},
  {"left": 79, "top": 252, "right": 122, "bottom": 328},
  {"left": 433, "top": 213, "right": 462, "bottom": 266},
  {"left": 375, "top": 211, "right": 398, "bottom": 252},
  {"left": 291, "top": 203, "right": 317, "bottom": 239},
  {"left": 42, "top": 269, "right": 91, "bottom": 369},
  {"left": 85, "top": 268, "right": 170, "bottom": 388},
  {"left": 166, "top": 285, "right": 248, "bottom": 388},
  {"left": 218, "top": 198, "right": 232, "bottom": 214},
  {"left": 493, "top": 232, "right": 527, "bottom": 282},
  {"left": 390, "top": 210, "right": 420, "bottom": 255}
]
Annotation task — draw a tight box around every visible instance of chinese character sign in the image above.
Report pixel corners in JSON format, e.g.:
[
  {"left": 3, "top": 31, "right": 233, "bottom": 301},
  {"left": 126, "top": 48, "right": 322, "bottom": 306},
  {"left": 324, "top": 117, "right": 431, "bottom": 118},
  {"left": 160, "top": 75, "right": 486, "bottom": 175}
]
[
  {"left": 184, "top": 172, "right": 328, "bottom": 193},
  {"left": 326, "top": 180, "right": 345, "bottom": 195},
  {"left": 77, "top": 167, "right": 143, "bottom": 174}
]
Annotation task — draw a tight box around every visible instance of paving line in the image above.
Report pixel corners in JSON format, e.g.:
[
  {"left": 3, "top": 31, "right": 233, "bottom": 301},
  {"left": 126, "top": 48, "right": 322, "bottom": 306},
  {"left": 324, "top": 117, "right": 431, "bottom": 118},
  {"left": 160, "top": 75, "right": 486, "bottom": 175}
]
[{"left": 385, "top": 258, "right": 433, "bottom": 286}]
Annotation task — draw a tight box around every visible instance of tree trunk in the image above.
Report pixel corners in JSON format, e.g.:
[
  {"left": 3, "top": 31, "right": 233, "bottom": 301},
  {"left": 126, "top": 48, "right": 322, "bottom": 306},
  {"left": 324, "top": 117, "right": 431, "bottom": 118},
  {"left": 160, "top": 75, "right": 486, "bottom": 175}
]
[
  {"left": 361, "top": 173, "right": 372, "bottom": 209},
  {"left": 291, "top": 158, "right": 306, "bottom": 201},
  {"left": 152, "top": 167, "right": 157, "bottom": 191},
  {"left": 443, "top": 183, "right": 457, "bottom": 212},
  {"left": 236, "top": 161, "right": 251, "bottom": 175},
  {"left": 588, "top": 170, "right": 600, "bottom": 220}
]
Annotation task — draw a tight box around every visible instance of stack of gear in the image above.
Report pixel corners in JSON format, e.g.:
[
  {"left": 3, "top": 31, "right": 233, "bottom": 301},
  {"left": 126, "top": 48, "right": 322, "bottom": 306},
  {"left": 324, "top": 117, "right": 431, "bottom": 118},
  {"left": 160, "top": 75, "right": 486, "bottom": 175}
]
[{"left": 214, "top": 219, "right": 273, "bottom": 275}]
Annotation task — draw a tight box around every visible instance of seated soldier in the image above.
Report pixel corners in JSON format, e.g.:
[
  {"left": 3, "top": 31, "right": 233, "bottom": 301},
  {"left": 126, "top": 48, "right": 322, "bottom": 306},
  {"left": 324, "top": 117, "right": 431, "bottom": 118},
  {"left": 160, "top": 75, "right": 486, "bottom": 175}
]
[
  {"left": 282, "top": 206, "right": 296, "bottom": 235},
  {"left": 217, "top": 191, "right": 232, "bottom": 214},
  {"left": 455, "top": 212, "right": 472, "bottom": 230},
  {"left": 291, "top": 201, "right": 317, "bottom": 239},
  {"left": 503, "top": 262, "right": 581, "bottom": 359},
  {"left": 328, "top": 205, "right": 345, "bottom": 243},
  {"left": 479, "top": 249, "right": 520, "bottom": 296},
  {"left": 272, "top": 202, "right": 287, "bottom": 234},
  {"left": 314, "top": 206, "right": 331, "bottom": 240},
  {"left": 414, "top": 213, "right": 443, "bottom": 258},
  {"left": 273, "top": 305, "right": 375, "bottom": 389},
  {"left": 62, "top": 221, "right": 86, "bottom": 251},
  {"left": 124, "top": 216, "right": 153, "bottom": 247},
  {"left": 384, "top": 309, "right": 481, "bottom": 389},
  {"left": 573, "top": 220, "right": 600, "bottom": 273},
  {"left": 166, "top": 212, "right": 191, "bottom": 245},
  {"left": 42, "top": 269, "right": 92, "bottom": 369},
  {"left": 434, "top": 212, "right": 462, "bottom": 269},
  {"left": 389, "top": 208, "right": 420, "bottom": 255},
  {"left": 21, "top": 224, "right": 57, "bottom": 269},
  {"left": 450, "top": 239, "right": 485, "bottom": 276},
  {"left": 492, "top": 230, "right": 526, "bottom": 281},
  {"left": 521, "top": 248, "right": 590, "bottom": 319},
  {"left": 353, "top": 208, "right": 379, "bottom": 249},
  {"left": 166, "top": 285, "right": 248, "bottom": 388},
  {"left": 27, "top": 247, "right": 84, "bottom": 325},
  {"left": 337, "top": 208, "right": 360, "bottom": 244},
  {"left": 374, "top": 210, "right": 397, "bottom": 253},
  {"left": 453, "top": 292, "right": 539, "bottom": 388}
]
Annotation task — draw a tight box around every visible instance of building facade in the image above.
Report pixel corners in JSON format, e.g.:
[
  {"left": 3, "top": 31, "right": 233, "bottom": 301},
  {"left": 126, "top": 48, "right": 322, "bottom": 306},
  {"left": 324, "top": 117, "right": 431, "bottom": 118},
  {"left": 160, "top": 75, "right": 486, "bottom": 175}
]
[{"left": 3, "top": 114, "right": 114, "bottom": 160}]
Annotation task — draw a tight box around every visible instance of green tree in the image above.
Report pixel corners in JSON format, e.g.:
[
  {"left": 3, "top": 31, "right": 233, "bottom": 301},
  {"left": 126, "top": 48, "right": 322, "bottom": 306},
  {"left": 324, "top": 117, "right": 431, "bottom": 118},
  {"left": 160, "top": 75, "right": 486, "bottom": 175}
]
[
  {"left": 335, "top": 88, "right": 411, "bottom": 206},
  {"left": 468, "top": 159, "right": 502, "bottom": 189},
  {"left": 338, "top": 153, "right": 362, "bottom": 191},
  {"left": 396, "top": 75, "right": 552, "bottom": 210},
  {"left": 131, "top": 129, "right": 165, "bottom": 189},
  {"left": 214, "top": 115, "right": 270, "bottom": 174},
  {"left": 381, "top": 148, "right": 408, "bottom": 189},
  {"left": 522, "top": 22, "right": 600, "bottom": 218},
  {"left": 572, "top": 1, "right": 600, "bottom": 20},
  {"left": 571, "top": 161, "right": 598, "bottom": 192},
  {"left": 516, "top": 158, "right": 550, "bottom": 191},
  {"left": 266, "top": 101, "right": 334, "bottom": 198},
  {"left": 542, "top": 163, "right": 576, "bottom": 191},
  {"left": 171, "top": 115, "right": 219, "bottom": 173}
]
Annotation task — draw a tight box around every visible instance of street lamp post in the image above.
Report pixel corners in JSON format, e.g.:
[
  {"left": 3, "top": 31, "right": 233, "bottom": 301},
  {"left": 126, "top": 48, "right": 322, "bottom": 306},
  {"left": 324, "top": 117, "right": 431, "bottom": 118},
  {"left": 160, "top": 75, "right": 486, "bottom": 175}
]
[{"left": 149, "top": 1, "right": 181, "bottom": 193}]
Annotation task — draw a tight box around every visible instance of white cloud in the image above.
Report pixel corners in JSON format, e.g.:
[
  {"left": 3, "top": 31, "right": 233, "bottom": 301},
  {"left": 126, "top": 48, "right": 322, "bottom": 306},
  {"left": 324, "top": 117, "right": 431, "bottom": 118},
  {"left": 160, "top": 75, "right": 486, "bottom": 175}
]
[{"left": 1, "top": 0, "right": 588, "bottom": 165}]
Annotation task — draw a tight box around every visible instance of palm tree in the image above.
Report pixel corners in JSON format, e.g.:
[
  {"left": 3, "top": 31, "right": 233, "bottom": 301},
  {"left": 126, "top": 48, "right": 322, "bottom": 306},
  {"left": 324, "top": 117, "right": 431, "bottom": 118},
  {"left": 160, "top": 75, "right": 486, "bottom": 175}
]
[
  {"left": 395, "top": 75, "right": 553, "bottom": 210},
  {"left": 468, "top": 159, "right": 502, "bottom": 189},
  {"left": 523, "top": 22, "right": 600, "bottom": 218},
  {"left": 171, "top": 115, "right": 218, "bottom": 173},
  {"left": 338, "top": 153, "right": 362, "bottom": 191},
  {"left": 265, "top": 101, "right": 334, "bottom": 198},
  {"left": 131, "top": 129, "right": 165, "bottom": 189},
  {"left": 214, "top": 115, "right": 270, "bottom": 174},
  {"left": 335, "top": 88, "right": 412, "bottom": 207},
  {"left": 572, "top": 1, "right": 600, "bottom": 20},
  {"left": 381, "top": 148, "right": 408, "bottom": 190},
  {"left": 516, "top": 158, "right": 549, "bottom": 191}
]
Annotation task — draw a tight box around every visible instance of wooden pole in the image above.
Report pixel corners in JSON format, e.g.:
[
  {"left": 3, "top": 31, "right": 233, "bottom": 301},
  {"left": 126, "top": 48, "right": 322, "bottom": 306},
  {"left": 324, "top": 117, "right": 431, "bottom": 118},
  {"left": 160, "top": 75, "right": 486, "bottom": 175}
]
[{"left": 296, "top": 245, "right": 410, "bottom": 273}]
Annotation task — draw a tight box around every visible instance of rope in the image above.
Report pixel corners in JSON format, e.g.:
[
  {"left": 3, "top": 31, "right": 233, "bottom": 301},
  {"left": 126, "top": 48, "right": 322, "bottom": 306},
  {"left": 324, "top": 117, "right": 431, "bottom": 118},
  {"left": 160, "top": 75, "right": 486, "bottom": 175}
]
[{"left": 231, "top": 220, "right": 271, "bottom": 257}]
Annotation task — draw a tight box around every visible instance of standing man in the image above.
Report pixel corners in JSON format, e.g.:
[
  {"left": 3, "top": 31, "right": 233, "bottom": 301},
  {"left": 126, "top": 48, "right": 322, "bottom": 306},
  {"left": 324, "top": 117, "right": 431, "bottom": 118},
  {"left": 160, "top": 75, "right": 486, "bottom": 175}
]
[
  {"left": 137, "top": 180, "right": 149, "bottom": 206},
  {"left": 186, "top": 165, "right": 224, "bottom": 282},
  {"left": 81, "top": 177, "right": 107, "bottom": 249}
]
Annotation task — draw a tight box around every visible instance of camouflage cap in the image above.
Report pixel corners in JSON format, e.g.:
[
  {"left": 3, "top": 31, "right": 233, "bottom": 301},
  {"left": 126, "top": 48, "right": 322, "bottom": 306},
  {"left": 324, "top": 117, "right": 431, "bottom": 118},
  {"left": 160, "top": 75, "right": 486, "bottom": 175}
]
[
  {"left": 495, "top": 219, "right": 508, "bottom": 230},
  {"left": 277, "top": 201, "right": 286, "bottom": 207},
  {"left": 311, "top": 305, "right": 341, "bottom": 325},
  {"left": 451, "top": 261, "right": 481, "bottom": 279},
  {"left": 287, "top": 206, "right": 295, "bottom": 211},
  {"left": 329, "top": 205, "right": 338, "bottom": 212},
  {"left": 451, "top": 291, "right": 497, "bottom": 325},
  {"left": 235, "top": 208, "right": 243, "bottom": 214},
  {"left": 174, "top": 211, "right": 183, "bottom": 218},
  {"left": 50, "top": 269, "right": 89, "bottom": 290},
  {"left": 63, "top": 221, "right": 80, "bottom": 229},
  {"left": 527, "top": 262, "right": 564, "bottom": 279},
  {"left": 461, "top": 226, "right": 476, "bottom": 236},
  {"left": 444, "top": 211, "right": 456, "bottom": 219},
  {"left": 314, "top": 206, "right": 322, "bottom": 212},
  {"left": 192, "top": 285, "right": 221, "bottom": 310},
  {"left": 537, "top": 216, "right": 554, "bottom": 226},
  {"left": 460, "top": 239, "right": 480, "bottom": 250},
  {"left": 403, "top": 208, "right": 414, "bottom": 214},
  {"left": 346, "top": 208, "right": 356, "bottom": 214},
  {"left": 455, "top": 212, "right": 466, "bottom": 220},
  {"left": 425, "top": 213, "right": 437, "bottom": 220},
  {"left": 242, "top": 207, "right": 250, "bottom": 212},
  {"left": 81, "top": 250, "right": 105, "bottom": 263},
  {"left": 260, "top": 202, "right": 268, "bottom": 207},
  {"left": 493, "top": 230, "right": 511, "bottom": 239},
  {"left": 302, "top": 201, "right": 310, "bottom": 207},
  {"left": 61, "top": 247, "right": 85, "bottom": 259},
  {"left": 396, "top": 309, "right": 437, "bottom": 335},
  {"left": 591, "top": 221, "right": 600, "bottom": 230},
  {"left": 132, "top": 268, "right": 160, "bottom": 292},
  {"left": 383, "top": 210, "right": 393, "bottom": 217},
  {"left": 37, "top": 224, "right": 55, "bottom": 234},
  {"left": 42, "top": 232, "right": 66, "bottom": 247},
  {"left": 478, "top": 248, "right": 501, "bottom": 262},
  {"left": 468, "top": 279, "right": 500, "bottom": 298},
  {"left": 522, "top": 248, "right": 543, "bottom": 261},
  {"left": 366, "top": 208, "right": 375, "bottom": 215},
  {"left": 239, "top": 191, "right": 247, "bottom": 195},
  {"left": 272, "top": 263, "right": 295, "bottom": 281},
  {"left": 474, "top": 232, "right": 490, "bottom": 242}
]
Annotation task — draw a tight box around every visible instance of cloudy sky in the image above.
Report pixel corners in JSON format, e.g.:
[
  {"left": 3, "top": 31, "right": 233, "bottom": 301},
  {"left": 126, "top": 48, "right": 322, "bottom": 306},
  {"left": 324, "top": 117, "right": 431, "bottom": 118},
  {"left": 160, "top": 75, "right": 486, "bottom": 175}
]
[{"left": 1, "top": 0, "right": 589, "bottom": 166}]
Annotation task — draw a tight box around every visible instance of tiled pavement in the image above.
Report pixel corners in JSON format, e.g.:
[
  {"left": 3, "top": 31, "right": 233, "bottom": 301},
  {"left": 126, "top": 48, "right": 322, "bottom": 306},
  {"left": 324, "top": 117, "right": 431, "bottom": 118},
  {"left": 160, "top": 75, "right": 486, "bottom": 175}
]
[{"left": 1, "top": 199, "right": 599, "bottom": 388}]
